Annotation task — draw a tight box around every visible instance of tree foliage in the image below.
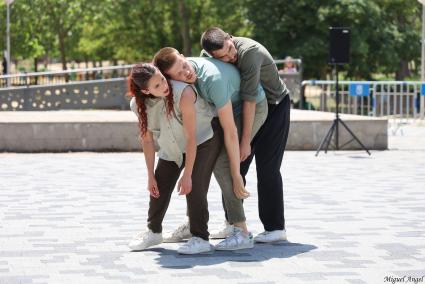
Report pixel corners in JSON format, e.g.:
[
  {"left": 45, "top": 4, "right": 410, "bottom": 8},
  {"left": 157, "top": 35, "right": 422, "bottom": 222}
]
[
  {"left": 243, "top": 0, "right": 421, "bottom": 79},
  {"left": 0, "top": 0, "right": 421, "bottom": 79}
]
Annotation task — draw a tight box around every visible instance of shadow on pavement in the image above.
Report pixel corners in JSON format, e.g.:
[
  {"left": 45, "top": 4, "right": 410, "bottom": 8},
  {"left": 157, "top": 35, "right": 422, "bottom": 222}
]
[{"left": 152, "top": 241, "right": 317, "bottom": 269}]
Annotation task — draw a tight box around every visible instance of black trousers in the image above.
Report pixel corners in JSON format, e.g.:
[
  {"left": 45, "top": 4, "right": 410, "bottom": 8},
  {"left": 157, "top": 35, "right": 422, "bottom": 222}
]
[
  {"left": 147, "top": 118, "right": 223, "bottom": 240},
  {"left": 240, "top": 95, "right": 291, "bottom": 231}
]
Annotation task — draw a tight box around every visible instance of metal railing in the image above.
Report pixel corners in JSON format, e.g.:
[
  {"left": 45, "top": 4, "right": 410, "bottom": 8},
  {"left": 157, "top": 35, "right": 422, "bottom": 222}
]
[
  {"left": 2, "top": 61, "right": 423, "bottom": 118},
  {"left": 0, "top": 78, "right": 129, "bottom": 111},
  {"left": 0, "top": 65, "right": 133, "bottom": 88},
  {"left": 2, "top": 59, "right": 301, "bottom": 89},
  {"left": 0, "top": 60, "right": 305, "bottom": 112},
  {"left": 301, "top": 80, "right": 425, "bottom": 120}
]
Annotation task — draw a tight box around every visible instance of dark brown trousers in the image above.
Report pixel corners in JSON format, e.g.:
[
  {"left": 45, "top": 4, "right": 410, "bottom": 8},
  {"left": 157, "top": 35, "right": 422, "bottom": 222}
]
[{"left": 147, "top": 118, "right": 223, "bottom": 240}]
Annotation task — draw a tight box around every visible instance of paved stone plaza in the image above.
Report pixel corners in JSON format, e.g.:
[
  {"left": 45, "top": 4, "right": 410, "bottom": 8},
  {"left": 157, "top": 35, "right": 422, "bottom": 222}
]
[{"left": 1, "top": 122, "right": 425, "bottom": 284}]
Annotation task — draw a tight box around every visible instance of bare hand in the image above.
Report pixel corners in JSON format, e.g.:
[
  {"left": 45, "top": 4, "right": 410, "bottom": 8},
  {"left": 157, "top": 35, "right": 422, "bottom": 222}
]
[
  {"left": 177, "top": 173, "right": 192, "bottom": 195},
  {"left": 148, "top": 176, "right": 160, "bottom": 198},
  {"left": 233, "top": 174, "right": 250, "bottom": 199},
  {"left": 239, "top": 140, "right": 251, "bottom": 162}
]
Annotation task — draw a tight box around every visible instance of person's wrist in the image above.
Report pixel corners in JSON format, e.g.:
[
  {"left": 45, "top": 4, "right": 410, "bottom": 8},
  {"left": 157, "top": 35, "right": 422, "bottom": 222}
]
[
  {"left": 231, "top": 171, "right": 242, "bottom": 180},
  {"left": 241, "top": 133, "right": 251, "bottom": 143},
  {"left": 182, "top": 171, "right": 192, "bottom": 178}
]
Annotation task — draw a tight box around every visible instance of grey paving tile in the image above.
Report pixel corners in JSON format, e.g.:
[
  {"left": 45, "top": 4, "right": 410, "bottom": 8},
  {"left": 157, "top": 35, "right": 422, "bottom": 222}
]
[{"left": 1, "top": 127, "right": 425, "bottom": 283}]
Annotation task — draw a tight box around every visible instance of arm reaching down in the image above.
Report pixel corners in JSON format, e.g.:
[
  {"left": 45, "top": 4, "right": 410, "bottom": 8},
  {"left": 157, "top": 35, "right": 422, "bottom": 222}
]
[
  {"left": 240, "top": 100, "right": 256, "bottom": 161},
  {"left": 141, "top": 130, "right": 160, "bottom": 198},
  {"left": 217, "top": 101, "right": 250, "bottom": 199},
  {"left": 239, "top": 49, "right": 262, "bottom": 162},
  {"left": 177, "top": 86, "right": 197, "bottom": 196}
]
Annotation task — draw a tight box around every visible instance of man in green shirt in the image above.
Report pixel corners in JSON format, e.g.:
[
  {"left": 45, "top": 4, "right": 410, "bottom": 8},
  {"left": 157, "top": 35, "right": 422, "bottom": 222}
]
[{"left": 201, "top": 27, "right": 291, "bottom": 243}]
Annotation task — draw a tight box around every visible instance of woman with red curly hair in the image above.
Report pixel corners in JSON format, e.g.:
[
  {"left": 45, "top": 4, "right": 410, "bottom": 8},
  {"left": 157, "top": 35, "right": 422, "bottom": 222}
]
[{"left": 127, "top": 63, "right": 222, "bottom": 254}]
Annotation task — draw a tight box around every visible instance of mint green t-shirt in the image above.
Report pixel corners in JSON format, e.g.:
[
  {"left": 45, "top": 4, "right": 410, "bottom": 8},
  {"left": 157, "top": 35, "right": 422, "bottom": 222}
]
[{"left": 189, "top": 57, "right": 265, "bottom": 116}]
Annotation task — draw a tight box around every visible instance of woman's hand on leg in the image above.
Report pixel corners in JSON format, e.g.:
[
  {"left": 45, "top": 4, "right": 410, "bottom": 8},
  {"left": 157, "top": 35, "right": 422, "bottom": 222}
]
[
  {"left": 177, "top": 173, "right": 192, "bottom": 196},
  {"left": 148, "top": 176, "right": 160, "bottom": 198}
]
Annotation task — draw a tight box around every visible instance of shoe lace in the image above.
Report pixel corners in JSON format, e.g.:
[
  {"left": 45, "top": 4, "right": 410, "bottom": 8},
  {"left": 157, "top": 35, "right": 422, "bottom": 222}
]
[
  {"left": 225, "top": 235, "right": 239, "bottom": 246},
  {"left": 222, "top": 228, "right": 243, "bottom": 246},
  {"left": 186, "top": 237, "right": 202, "bottom": 247},
  {"left": 260, "top": 231, "right": 271, "bottom": 236}
]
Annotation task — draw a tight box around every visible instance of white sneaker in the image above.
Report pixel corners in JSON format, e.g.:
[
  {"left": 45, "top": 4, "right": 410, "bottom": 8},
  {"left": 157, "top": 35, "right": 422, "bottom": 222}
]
[
  {"left": 163, "top": 222, "right": 192, "bottom": 243},
  {"left": 177, "top": 237, "right": 213, "bottom": 254},
  {"left": 128, "top": 230, "right": 163, "bottom": 251},
  {"left": 210, "top": 221, "right": 234, "bottom": 239},
  {"left": 215, "top": 227, "right": 254, "bottom": 251},
  {"left": 254, "top": 230, "right": 287, "bottom": 243}
]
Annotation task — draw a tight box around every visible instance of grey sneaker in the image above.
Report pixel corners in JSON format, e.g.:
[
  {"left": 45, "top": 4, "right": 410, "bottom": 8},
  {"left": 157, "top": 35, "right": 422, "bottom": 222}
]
[
  {"left": 163, "top": 222, "right": 192, "bottom": 243},
  {"left": 177, "top": 237, "right": 213, "bottom": 254},
  {"left": 254, "top": 230, "right": 287, "bottom": 243},
  {"left": 215, "top": 227, "right": 254, "bottom": 251},
  {"left": 210, "top": 221, "right": 234, "bottom": 239},
  {"left": 128, "top": 230, "right": 163, "bottom": 251}
]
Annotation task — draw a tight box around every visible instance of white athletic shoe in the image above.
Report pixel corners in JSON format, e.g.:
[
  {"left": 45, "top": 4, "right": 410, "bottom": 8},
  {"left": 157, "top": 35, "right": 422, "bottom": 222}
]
[
  {"left": 177, "top": 237, "right": 213, "bottom": 254},
  {"left": 215, "top": 227, "right": 254, "bottom": 251},
  {"left": 128, "top": 230, "right": 163, "bottom": 251},
  {"left": 163, "top": 222, "right": 192, "bottom": 243},
  {"left": 210, "top": 221, "right": 234, "bottom": 239},
  {"left": 254, "top": 230, "right": 287, "bottom": 243}
]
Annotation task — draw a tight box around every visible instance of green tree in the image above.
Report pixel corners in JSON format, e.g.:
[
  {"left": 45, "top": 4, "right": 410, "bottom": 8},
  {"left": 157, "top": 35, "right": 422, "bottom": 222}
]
[
  {"left": 0, "top": 1, "right": 55, "bottom": 72},
  {"left": 76, "top": 0, "right": 117, "bottom": 66},
  {"left": 2, "top": 0, "right": 420, "bottom": 80},
  {"left": 243, "top": 0, "right": 421, "bottom": 80},
  {"left": 82, "top": 0, "right": 252, "bottom": 62},
  {"left": 101, "top": 0, "right": 176, "bottom": 62},
  {"left": 0, "top": 0, "right": 100, "bottom": 71},
  {"left": 38, "top": 0, "right": 98, "bottom": 70},
  {"left": 243, "top": 0, "right": 330, "bottom": 78},
  {"left": 377, "top": 0, "right": 421, "bottom": 80},
  {"left": 321, "top": 0, "right": 421, "bottom": 80},
  {"left": 187, "top": 0, "right": 253, "bottom": 55}
]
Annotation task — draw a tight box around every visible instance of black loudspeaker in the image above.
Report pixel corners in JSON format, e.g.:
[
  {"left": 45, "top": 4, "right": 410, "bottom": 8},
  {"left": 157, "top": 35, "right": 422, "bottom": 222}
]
[{"left": 329, "top": 27, "right": 350, "bottom": 65}]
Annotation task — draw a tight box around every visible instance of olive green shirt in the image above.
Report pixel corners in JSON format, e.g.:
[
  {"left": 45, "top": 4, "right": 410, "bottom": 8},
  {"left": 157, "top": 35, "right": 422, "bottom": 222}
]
[
  {"left": 130, "top": 80, "right": 216, "bottom": 167},
  {"left": 232, "top": 37, "right": 289, "bottom": 104}
]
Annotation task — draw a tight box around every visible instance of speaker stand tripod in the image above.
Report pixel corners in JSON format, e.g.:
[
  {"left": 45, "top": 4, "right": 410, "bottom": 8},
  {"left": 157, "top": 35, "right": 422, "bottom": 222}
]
[{"left": 315, "top": 64, "right": 371, "bottom": 156}]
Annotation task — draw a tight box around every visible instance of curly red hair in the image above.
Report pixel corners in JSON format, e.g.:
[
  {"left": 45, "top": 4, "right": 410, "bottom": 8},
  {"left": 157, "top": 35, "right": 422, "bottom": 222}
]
[{"left": 127, "top": 63, "right": 174, "bottom": 137}]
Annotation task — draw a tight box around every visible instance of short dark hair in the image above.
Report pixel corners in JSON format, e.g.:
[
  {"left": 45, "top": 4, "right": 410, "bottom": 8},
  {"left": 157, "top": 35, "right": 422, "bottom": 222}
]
[
  {"left": 153, "top": 47, "right": 180, "bottom": 75},
  {"left": 201, "top": 27, "right": 231, "bottom": 54}
]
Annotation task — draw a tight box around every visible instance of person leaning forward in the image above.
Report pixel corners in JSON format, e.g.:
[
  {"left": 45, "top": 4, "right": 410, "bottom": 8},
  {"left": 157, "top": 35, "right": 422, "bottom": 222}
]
[
  {"left": 127, "top": 63, "right": 221, "bottom": 254},
  {"left": 153, "top": 47, "right": 268, "bottom": 251},
  {"left": 201, "top": 27, "right": 291, "bottom": 243}
]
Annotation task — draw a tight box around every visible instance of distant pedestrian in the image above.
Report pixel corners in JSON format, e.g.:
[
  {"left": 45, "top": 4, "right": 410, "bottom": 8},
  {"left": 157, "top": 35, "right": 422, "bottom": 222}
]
[
  {"left": 2, "top": 54, "right": 8, "bottom": 75},
  {"left": 281, "top": 56, "right": 297, "bottom": 73}
]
